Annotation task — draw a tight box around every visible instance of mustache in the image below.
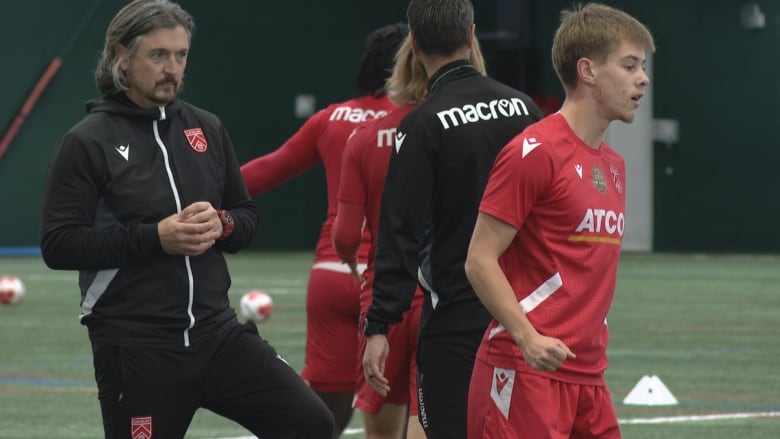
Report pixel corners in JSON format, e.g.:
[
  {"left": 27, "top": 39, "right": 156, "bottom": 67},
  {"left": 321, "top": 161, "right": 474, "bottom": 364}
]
[{"left": 156, "top": 76, "right": 179, "bottom": 87}]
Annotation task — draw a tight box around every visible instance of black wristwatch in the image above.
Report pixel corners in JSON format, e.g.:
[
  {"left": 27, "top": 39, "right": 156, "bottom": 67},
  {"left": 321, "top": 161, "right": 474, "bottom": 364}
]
[{"left": 363, "top": 319, "right": 389, "bottom": 336}]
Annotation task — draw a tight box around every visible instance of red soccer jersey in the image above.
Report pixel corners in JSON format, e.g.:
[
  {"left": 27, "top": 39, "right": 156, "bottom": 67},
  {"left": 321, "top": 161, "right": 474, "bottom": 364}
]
[
  {"left": 241, "top": 94, "right": 396, "bottom": 263},
  {"left": 335, "top": 103, "right": 416, "bottom": 284},
  {"left": 477, "top": 113, "right": 626, "bottom": 385}
]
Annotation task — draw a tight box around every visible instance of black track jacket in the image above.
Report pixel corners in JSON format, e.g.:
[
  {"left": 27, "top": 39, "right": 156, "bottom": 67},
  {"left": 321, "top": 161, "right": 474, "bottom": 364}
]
[
  {"left": 41, "top": 94, "right": 258, "bottom": 347},
  {"left": 369, "top": 60, "right": 543, "bottom": 338}
]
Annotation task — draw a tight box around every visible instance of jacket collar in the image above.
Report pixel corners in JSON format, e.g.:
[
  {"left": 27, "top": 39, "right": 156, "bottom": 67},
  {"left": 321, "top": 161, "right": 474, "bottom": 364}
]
[
  {"left": 86, "top": 93, "right": 181, "bottom": 120},
  {"left": 426, "top": 60, "right": 476, "bottom": 94}
]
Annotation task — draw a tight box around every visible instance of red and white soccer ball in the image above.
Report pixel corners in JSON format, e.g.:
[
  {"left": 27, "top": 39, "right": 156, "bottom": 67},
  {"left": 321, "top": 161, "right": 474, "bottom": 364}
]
[
  {"left": 0, "top": 275, "right": 26, "bottom": 306},
  {"left": 240, "top": 290, "right": 274, "bottom": 323}
]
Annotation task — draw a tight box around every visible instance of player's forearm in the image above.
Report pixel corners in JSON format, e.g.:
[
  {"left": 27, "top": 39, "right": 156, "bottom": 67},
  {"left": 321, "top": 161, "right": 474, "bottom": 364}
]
[
  {"left": 332, "top": 201, "right": 363, "bottom": 262},
  {"left": 240, "top": 153, "right": 299, "bottom": 196},
  {"left": 369, "top": 206, "right": 427, "bottom": 324},
  {"left": 368, "top": 252, "right": 418, "bottom": 324},
  {"left": 465, "top": 252, "right": 538, "bottom": 346},
  {"left": 41, "top": 222, "right": 161, "bottom": 270}
]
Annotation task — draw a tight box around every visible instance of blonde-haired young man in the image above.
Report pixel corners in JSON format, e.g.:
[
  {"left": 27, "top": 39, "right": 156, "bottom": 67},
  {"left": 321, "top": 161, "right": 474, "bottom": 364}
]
[{"left": 466, "top": 3, "right": 655, "bottom": 438}]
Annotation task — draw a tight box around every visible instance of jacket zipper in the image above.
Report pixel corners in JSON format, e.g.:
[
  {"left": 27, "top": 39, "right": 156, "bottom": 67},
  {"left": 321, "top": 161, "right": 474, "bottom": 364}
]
[{"left": 153, "top": 106, "right": 196, "bottom": 347}]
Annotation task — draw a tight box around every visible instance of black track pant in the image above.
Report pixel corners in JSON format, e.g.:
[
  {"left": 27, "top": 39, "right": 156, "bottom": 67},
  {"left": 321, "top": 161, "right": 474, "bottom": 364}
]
[
  {"left": 416, "top": 330, "right": 484, "bottom": 439},
  {"left": 92, "top": 322, "right": 334, "bottom": 439}
]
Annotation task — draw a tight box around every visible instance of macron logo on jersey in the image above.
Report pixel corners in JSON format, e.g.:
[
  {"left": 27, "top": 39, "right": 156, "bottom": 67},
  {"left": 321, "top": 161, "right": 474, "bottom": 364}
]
[
  {"left": 436, "top": 97, "right": 531, "bottom": 130},
  {"left": 394, "top": 131, "right": 407, "bottom": 153},
  {"left": 330, "top": 106, "right": 389, "bottom": 123},
  {"left": 375, "top": 129, "right": 406, "bottom": 150},
  {"left": 521, "top": 137, "right": 541, "bottom": 158},
  {"left": 115, "top": 144, "right": 130, "bottom": 161},
  {"left": 376, "top": 128, "right": 396, "bottom": 148}
]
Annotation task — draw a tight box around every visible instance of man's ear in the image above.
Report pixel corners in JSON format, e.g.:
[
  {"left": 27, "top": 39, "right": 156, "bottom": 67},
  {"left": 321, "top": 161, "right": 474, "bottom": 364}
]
[
  {"left": 115, "top": 44, "right": 128, "bottom": 71},
  {"left": 577, "top": 58, "right": 597, "bottom": 86},
  {"left": 467, "top": 24, "right": 475, "bottom": 49}
]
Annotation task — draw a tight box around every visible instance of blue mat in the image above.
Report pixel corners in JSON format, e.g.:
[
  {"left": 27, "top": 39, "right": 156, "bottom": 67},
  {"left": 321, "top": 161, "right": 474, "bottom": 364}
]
[{"left": 0, "top": 247, "right": 42, "bottom": 257}]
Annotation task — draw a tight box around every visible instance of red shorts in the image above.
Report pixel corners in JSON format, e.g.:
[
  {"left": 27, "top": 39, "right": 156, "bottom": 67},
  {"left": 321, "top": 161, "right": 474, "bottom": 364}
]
[
  {"left": 468, "top": 357, "right": 620, "bottom": 439},
  {"left": 300, "top": 265, "right": 362, "bottom": 392},
  {"left": 354, "top": 287, "right": 423, "bottom": 415}
]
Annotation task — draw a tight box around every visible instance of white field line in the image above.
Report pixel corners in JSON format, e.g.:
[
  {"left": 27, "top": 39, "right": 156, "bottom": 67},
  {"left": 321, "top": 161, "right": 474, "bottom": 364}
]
[
  {"left": 214, "top": 427, "right": 364, "bottom": 439},
  {"left": 618, "top": 411, "right": 780, "bottom": 424},
  {"left": 214, "top": 412, "right": 780, "bottom": 439}
]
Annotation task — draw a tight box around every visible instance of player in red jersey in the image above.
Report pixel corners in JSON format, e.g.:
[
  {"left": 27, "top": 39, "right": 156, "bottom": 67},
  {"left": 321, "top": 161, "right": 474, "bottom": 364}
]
[
  {"left": 465, "top": 4, "right": 655, "bottom": 438},
  {"left": 333, "top": 35, "right": 487, "bottom": 439},
  {"left": 240, "top": 23, "right": 408, "bottom": 438}
]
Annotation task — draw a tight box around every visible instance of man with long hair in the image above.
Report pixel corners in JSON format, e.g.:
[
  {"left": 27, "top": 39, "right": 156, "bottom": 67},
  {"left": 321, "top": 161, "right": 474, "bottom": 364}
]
[{"left": 40, "top": 1, "right": 333, "bottom": 437}]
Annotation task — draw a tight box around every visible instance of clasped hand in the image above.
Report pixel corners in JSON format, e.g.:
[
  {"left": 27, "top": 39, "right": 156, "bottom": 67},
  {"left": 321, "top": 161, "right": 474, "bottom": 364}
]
[
  {"left": 158, "top": 201, "right": 222, "bottom": 256},
  {"left": 520, "top": 332, "right": 576, "bottom": 372}
]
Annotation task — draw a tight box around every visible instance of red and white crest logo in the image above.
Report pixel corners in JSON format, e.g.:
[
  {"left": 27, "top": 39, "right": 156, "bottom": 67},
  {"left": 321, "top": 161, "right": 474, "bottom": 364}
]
[
  {"left": 184, "top": 128, "right": 208, "bottom": 152},
  {"left": 609, "top": 164, "right": 623, "bottom": 194},
  {"left": 131, "top": 416, "right": 152, "bottom": 439}
]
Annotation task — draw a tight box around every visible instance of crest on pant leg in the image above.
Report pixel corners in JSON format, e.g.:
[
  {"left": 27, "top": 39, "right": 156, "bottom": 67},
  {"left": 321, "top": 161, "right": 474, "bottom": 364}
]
[{"left": 131, "top": 416, "right": 152, "bottom": 439}]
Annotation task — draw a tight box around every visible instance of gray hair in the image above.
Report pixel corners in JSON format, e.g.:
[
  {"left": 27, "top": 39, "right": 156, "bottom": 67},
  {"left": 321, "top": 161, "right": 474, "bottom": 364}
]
[{"left": 95, "top": 0, "right": 194, "bottom": 95}]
